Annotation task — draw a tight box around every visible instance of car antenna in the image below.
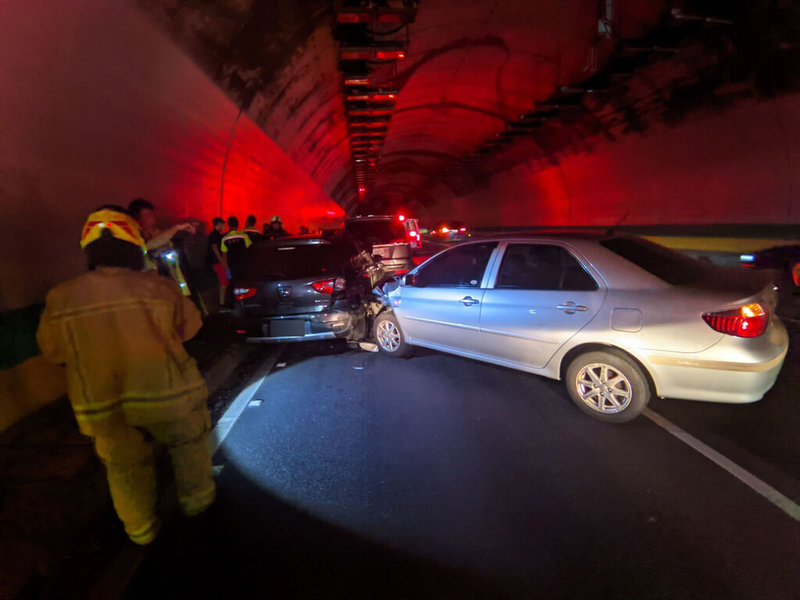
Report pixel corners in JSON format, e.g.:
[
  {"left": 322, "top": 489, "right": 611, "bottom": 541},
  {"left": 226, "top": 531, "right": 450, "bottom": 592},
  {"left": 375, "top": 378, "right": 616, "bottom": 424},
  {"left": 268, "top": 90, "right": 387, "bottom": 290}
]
[{"left": 606, "top": 212, "right": 629, "bottom": 236}]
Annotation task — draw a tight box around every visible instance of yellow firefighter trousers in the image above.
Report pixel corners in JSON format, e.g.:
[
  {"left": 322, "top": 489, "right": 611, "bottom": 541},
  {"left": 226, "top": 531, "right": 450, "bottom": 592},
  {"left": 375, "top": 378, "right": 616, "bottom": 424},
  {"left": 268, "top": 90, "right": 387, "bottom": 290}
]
[{"left": 92, "top": 404, "right": 216, "bottom": 545}]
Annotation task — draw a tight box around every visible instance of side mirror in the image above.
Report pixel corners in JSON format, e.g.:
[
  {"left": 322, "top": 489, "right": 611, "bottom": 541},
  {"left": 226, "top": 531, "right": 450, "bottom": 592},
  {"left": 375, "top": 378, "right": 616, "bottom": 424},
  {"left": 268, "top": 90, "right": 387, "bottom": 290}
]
[{"left": 403, "top": 273, "right": 417, "bottom": 287}]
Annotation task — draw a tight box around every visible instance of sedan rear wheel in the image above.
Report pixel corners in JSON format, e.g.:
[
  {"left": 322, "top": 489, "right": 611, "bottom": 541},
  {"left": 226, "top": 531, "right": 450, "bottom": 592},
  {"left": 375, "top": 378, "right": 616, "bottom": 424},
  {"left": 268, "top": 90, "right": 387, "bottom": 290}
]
[
  {"left": 565, "top": 350, "right": 650, "bottom": 423},
  {"left": 374, "top": 312, "right": 413, "bottom": 358}
]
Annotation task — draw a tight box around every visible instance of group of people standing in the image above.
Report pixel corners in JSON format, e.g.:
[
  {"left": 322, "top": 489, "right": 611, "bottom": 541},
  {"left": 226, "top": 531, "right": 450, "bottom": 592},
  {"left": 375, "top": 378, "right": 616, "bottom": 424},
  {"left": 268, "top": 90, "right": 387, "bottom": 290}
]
[{"left": 206, "top": 214, "right": 289, "bottom": 308}]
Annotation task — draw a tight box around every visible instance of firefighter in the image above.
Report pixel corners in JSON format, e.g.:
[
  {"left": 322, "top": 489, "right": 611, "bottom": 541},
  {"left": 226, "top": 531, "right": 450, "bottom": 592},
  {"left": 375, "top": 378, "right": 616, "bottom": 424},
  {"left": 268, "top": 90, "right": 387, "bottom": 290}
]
[
  {"left": 263, "top": 215, "right": 289, "bottom": 240},
  {"left": 220, "top": 216, "right": 252, "bottom": 280},
  {"left": 36, "top": 206, "right": 215, "bottom": 545}
]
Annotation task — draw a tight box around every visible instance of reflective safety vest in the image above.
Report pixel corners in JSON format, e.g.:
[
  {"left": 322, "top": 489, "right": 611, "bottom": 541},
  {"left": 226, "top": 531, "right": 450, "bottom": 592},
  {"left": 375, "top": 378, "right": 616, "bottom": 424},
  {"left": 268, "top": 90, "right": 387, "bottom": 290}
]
[
  {"left": 221, "top": 230, "right": 252, "bottom": 278},
  {"left": 220, "top": 230, "right": 252, "bottom": 253},
  {"left": 36, "top": 267, "right": 207, "bottom": 436}
]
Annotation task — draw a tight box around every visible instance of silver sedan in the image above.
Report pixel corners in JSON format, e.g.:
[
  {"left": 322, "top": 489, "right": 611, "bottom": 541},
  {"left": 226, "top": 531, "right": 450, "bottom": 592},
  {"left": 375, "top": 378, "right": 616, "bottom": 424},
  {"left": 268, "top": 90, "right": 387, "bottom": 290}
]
[{"left": 373, "top": 234, "right": 789, "bottom": 422}]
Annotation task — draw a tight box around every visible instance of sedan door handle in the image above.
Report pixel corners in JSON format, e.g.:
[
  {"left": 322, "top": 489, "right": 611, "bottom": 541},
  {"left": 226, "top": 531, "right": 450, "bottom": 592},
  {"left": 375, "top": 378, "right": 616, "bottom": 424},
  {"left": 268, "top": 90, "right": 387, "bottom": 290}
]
[
  {"left": 556, "top": 302, "right": 588, "bottom": 314},
  {"left": 460, "top": 296, "right": 480, "bottom": 306}
]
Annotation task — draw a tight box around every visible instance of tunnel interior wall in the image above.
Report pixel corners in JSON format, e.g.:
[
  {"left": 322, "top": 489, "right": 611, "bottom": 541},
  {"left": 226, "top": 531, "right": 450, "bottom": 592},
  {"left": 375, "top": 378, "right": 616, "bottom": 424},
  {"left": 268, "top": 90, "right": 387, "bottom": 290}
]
[
  {"left": 429, "top": 95, "right": 800, "bottom": 228},
  {"left": 0, "top": 0, "right": 343, "bottom": 429}
]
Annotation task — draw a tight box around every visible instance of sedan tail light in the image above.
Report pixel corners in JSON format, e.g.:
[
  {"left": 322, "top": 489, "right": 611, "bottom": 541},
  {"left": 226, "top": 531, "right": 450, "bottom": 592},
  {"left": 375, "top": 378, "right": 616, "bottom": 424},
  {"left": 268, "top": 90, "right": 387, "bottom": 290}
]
[
  {"left": 311, "top": 278, "right": 346, "bottom": 294},
  {"left": 233, "top": 287, "right": 257, "bottom": 300},
  {"left": 702, "top": 303, "right": 769, "bottom": 338},
  {"left": 792, "top": 261, "right": 799, "bottom": 287}
]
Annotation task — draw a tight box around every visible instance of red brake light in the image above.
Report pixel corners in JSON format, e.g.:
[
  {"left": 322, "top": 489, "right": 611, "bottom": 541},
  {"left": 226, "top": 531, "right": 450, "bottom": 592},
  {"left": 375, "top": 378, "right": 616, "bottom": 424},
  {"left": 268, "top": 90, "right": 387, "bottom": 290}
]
[
  {"left": 311, "top": 278, "right": 346, "bottom": 294},
  {"left": 792, "top": 262, "right": 800, "bottom": 287},
  {"left": 233, "top": 287, "right": 257, "bottom": 300},
  {"left": 702, "top": 303, "right": 769, "bottom": 338}
]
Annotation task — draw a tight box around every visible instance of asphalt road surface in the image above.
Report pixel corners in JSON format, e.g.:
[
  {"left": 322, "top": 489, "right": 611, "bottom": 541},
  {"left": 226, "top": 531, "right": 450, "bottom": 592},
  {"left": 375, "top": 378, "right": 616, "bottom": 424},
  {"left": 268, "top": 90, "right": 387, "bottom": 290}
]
[{"left": 126, "top": 321, "right": 800, "bottom": 599}]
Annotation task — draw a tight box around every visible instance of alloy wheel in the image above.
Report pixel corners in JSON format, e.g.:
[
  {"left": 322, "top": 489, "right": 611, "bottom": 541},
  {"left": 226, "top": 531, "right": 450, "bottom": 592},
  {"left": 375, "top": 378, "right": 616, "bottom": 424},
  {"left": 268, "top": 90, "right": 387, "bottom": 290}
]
[
  {"left": 575, "top": 363, "right": 633, "bottom": 414},
  {"left": 377, "top": 319, "right": 401, "bottom": 352}
]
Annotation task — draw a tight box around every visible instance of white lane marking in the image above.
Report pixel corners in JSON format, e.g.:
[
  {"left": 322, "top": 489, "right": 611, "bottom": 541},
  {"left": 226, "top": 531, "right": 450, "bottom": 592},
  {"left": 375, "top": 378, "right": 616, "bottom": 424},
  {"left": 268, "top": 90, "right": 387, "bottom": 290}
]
[
  {"left": 210, "top": 346, "right": 284, "bottom": 453},
  {"left": 644, "top": 408, "right": 800, "bottom": 522}
]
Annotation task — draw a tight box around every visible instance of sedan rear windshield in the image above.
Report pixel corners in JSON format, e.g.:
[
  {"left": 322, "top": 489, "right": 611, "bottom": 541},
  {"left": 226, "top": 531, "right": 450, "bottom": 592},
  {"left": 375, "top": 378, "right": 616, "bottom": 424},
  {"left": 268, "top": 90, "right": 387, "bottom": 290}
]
[
  {"left": 240, "top": 243, "right": 353, "bottom": 280},
  {"left": 345, "top": 220, "right": 406, "bottom": 243},
  {"left": 600, "top": 236, "right": 709, "bottom": 285}
]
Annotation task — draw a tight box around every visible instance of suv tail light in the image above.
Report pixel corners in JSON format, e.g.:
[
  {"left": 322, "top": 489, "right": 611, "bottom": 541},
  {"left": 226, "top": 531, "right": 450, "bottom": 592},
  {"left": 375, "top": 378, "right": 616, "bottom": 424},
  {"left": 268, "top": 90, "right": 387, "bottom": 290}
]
[
  {"left": 311, "top": 278, "right": 346, "bottom": 294},
  {"left": 233, "top": 287, "right": 257, "bottom": 300},
  {"left": 792, "top": 261, "right": 799, "bottom": 287},
  {"left": 702, "top": 303, "right": 769, "bottom": 338}
]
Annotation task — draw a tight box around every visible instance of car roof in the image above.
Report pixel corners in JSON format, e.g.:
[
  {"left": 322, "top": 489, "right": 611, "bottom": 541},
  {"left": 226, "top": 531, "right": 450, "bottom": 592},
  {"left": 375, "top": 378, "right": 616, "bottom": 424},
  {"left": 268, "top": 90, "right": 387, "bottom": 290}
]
[{"left": 465, "top": 229, "right": 617, "bottom": 242}]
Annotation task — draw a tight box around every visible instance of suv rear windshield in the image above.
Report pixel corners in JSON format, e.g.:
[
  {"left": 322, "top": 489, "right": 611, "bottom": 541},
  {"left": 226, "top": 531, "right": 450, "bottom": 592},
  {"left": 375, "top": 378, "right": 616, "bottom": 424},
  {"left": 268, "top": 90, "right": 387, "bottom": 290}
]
[
  {"left": 345, "top": 219, "right": 406, "bottom": 244},
  {"left": 600, "top": 236, "right": 709, "bottom": 285},
  {"left": 240, "top": 242, "right": 355, "bottom": 280}
]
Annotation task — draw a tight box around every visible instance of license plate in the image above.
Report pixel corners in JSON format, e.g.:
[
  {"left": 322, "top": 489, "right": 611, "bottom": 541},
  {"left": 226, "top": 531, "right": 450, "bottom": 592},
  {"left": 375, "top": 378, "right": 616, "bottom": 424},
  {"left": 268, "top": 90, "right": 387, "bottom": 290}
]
[{"left": 270, "top": 319, "right": 305, "bottom": 337}]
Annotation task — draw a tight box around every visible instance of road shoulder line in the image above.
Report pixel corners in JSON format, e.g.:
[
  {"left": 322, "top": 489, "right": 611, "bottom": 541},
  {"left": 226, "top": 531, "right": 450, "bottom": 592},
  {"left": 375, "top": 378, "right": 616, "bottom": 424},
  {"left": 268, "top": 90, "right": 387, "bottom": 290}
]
[
  {"left": 644, "top": 408, "right": 800, "bottom": 522},
  {"left": 210, "top": 345, "right": 284, "bottom": 453}
]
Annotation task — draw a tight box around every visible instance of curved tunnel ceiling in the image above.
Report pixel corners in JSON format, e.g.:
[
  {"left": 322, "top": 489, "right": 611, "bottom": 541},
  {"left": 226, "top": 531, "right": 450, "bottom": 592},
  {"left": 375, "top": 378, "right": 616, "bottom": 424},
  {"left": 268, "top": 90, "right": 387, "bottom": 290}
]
[{"left": 134, "top": 0, "right": 800, "bottom": 214}]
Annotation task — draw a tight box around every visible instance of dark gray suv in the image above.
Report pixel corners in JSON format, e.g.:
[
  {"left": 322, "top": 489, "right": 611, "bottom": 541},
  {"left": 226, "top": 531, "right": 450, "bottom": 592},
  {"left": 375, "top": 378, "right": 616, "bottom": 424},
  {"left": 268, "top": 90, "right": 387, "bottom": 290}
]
[{"left": 231, "top": 237, "right": 382, "bottom": 342}]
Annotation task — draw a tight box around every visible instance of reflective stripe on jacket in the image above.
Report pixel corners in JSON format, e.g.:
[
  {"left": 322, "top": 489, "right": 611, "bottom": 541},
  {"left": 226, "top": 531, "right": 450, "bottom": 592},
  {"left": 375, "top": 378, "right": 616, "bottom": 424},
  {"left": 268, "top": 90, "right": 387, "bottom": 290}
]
[
  {"left": 220, "top": 230, "right": 252, "bottom": 253},
  {"left": 36, "top": 267, "right": 206, "bottom": 435}
]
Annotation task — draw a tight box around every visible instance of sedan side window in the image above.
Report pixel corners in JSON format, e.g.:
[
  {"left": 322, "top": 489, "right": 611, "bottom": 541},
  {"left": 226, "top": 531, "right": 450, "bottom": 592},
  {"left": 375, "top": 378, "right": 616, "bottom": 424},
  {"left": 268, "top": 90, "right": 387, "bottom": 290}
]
[
  {"left": 496, "top": 244, "right": 598, "bottom": 291},
  {"left": 416, "top": 242, "right": 497, "bottom": 287}
]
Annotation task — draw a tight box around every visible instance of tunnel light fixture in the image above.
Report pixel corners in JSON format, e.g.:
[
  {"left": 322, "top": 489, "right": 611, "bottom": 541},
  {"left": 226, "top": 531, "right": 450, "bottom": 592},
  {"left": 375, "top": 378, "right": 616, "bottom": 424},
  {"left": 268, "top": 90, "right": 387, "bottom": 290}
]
[
  {"left": 346, "top": 90, "right": 398, "bottom": 103},
  {"left": 344, "top": 76, "right": 371, "bottom": 86},
  {"left": 350, "top": 128, "right": 388, "bottom": 137},
  {"left": 340, "top": 44, "right": 407, "bottom": 62},
  {"left": 350, "top": 115, "right": 392, "bottom": 124},
  {"left": 375, "top": 49, "right": 406, "bottom": 60},
  {"left": 348, "top": 108, "right": 393, "bottom": 117},
  {"left": 336, "top": 8, "right": 410, "bottom": 26}
]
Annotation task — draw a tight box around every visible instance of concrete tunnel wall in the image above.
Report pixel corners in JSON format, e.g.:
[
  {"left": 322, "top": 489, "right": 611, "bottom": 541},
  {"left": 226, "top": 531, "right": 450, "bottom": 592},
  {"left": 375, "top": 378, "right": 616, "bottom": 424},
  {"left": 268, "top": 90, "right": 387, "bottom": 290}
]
[
  {"left": 0, "top": 0, "right": 343, "bottom": 429},
  {"left": 424, "top": 95, "right": 800, "bottom": 228}
]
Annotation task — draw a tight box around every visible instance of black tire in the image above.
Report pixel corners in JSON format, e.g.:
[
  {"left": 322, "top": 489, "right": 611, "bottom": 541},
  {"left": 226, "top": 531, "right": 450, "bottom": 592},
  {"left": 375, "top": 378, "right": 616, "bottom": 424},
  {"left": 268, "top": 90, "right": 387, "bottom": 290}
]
[
  {"left": 565, "top": 350, "right": 651, "bottom": 423},
  {"left": 374, "top": 312, "right": 413, "bottom": 358}
]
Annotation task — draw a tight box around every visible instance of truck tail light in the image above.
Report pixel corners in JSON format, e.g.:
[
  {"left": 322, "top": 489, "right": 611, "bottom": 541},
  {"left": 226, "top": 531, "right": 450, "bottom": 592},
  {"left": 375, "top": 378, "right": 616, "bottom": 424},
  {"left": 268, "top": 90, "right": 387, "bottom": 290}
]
[
  {"left": 233, "top": 287, "right": 257, "bottom": 300},
  {"left": 311, "top": 278, "right": 346, "bottom": 294},
  {"left": 702, "top": 303, "right": 769, "bottom": 338}
]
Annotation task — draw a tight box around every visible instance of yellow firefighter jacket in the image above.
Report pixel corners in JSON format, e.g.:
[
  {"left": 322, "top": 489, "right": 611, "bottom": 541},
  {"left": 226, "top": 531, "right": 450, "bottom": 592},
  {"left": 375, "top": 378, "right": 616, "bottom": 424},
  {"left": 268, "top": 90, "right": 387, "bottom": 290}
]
[{"left": 36, "top": 267, "right": 207, "bottom": 436}]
